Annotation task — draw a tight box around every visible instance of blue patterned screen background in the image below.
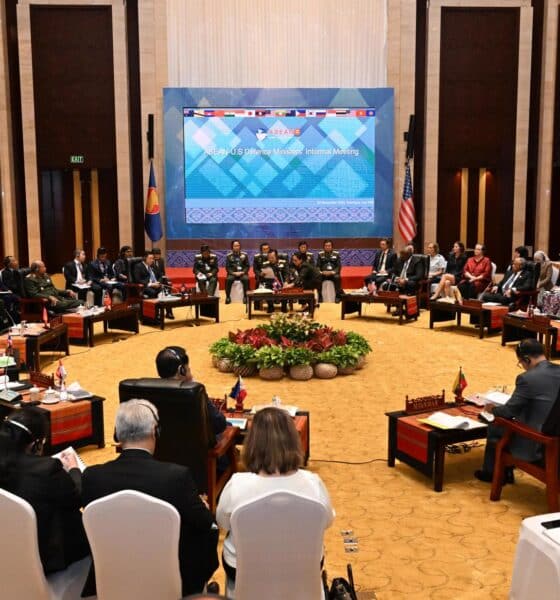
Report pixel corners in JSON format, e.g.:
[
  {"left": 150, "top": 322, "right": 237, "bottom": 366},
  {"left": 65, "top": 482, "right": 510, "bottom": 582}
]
[
  {"left": 163, "top": 88, "right": 393, "bottom": 265},
  {"left": 183, "top": 110, "right": 375, "bottom": 238}
]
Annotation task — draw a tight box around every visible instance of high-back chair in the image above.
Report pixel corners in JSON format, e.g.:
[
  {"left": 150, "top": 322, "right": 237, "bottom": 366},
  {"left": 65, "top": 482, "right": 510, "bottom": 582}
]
[
  {"left": 0, "top": 488, "right": 90, "bottom": 600},
  {"left": 83, "top": 490, "right": 181, "bottom": 600},
  {"left": 491, "top": 385, "right": 560, "bottom": 512},
  {"left": 119, "top": 378, "right": 238, "bottom": 511},
  {"left": 226, "top": 491, "right": 331, "bottom": 599}
]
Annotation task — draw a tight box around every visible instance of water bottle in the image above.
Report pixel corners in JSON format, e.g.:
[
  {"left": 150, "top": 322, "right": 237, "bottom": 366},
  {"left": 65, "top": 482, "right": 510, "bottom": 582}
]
[{"left": 86, "top": 289, "right": 94, "bottom": 308}]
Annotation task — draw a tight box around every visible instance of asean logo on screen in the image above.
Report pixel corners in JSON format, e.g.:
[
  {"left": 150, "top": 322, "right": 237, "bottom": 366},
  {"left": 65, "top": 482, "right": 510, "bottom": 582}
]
[{"left": 256, "top": 127, "right": 301, "bottom": 141}]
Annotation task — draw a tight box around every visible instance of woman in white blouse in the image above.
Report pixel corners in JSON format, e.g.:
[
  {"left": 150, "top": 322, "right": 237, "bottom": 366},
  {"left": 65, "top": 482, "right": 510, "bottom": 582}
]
[
  {"left": 216, "top": 407, "right": 334, "bottom": 582},
  {"left": 427, "top": 242, "right": 446, "bottom": 280}
]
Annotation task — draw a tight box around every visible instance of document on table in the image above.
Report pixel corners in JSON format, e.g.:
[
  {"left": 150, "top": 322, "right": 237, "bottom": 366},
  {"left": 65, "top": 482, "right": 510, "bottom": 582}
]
[
  {"left": 418, "top": 411, "right": 486, "bottom": 430},
  {"left": 226, "top": 417, "right": 248, "bottom": 430},
  {"left": 482, "top": 391, "right": 511, "bottom": 406}
]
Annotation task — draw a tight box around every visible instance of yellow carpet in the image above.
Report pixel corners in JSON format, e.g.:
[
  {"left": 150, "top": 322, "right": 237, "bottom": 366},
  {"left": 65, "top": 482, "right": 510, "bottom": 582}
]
[{"left": 42, "top": 301, "right": 555, "bottom": 599}]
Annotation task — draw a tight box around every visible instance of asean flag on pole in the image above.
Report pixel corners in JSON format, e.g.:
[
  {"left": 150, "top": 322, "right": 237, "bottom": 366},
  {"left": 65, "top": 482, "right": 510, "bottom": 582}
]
[
  {"left": 398, "top": 161, "right": 417, "bottom": 242},
  {"left": 144, "top": 160, "right": 163, "bottom": 242}
]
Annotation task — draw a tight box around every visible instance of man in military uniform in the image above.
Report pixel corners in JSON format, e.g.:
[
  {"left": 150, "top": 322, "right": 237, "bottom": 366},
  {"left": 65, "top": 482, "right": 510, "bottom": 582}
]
[
  {"left": 225, "top": 240, "right": 249, "bottom": 304},
  {"left": 193, "top": 244, "right": 219, "bottom": 296},
  {"left": 261, "top": 249, "right": 289, "bottom": 313},
  {"left": 252, "top": 242, "right": 271, "bottom": 288},
  {"left": 290, "top": 240, "right": 314, "bottom": 270},
  {"left": 317, "top": 240, "right": 343, "bottom": 303},
  {"left": 24, "top": 260, "right": 82, "bottom": 313}
]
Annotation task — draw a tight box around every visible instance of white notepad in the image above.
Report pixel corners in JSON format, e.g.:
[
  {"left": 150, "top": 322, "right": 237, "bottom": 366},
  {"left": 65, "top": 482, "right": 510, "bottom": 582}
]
[
  {"left": 51, "top": 446, "right": 87, "bottom": 472},
  {"left": 418, "top": 411, "right": 486, "bottom": 430}
]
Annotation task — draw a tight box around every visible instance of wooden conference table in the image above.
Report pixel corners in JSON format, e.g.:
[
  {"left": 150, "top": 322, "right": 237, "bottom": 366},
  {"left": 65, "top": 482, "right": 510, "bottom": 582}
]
[
  {"left": 386, "top": 403, "right": 486, "bottom": 491},
  {"left": 246, "top": 290, "right": 316, "bottom": 320},
  {"left": 0, "top": 323, "right": 69, "bottom": 371},
  {"left": 341, "top": 291, "right": 419, "bottom": 324},
  {"left": 142, "top": 294, "right": 220, "bottom": 329},
  {"left": 62, "top": 304, "right": 139, "bottom": 346},
  {"left": 0, "top": 385, "right": 105, "bottom": 454}
]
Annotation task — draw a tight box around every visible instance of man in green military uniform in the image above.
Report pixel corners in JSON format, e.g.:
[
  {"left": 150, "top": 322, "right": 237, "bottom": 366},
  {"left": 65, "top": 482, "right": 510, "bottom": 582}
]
[
  {"left": 225, "top": 240, "right": 249, "bottom": 304},
  {"left": 290, "top": 240, "right": 315, "bottom": 270},
  {"left": 24, "top": 260, "right": 82, "bottom": 313},
  {"left": 317, "top": 240, "right": 343, "bottom": 303},
  {"left": 252, "top": 242, "right": 270, "bottom": 288},
  {"left": 193, "top": 244, "right": 219, "bottom": 296}
]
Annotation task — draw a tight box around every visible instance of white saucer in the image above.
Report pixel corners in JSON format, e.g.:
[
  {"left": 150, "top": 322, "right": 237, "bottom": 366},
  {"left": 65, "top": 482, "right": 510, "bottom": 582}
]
[{"left": 41, "top": 398, "right": 60, "bottom": 405}]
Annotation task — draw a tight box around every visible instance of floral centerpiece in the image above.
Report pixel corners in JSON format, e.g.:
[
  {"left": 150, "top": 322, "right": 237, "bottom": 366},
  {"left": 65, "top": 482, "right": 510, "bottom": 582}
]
[{"left": 209, "top": 313, "right": 371, "bottom": 380}]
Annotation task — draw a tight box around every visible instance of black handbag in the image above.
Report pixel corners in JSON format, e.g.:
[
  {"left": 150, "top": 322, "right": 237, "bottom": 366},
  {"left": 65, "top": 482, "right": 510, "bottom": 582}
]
[{"left": 324, "top": 564, "right": 358, "bottom": 600}]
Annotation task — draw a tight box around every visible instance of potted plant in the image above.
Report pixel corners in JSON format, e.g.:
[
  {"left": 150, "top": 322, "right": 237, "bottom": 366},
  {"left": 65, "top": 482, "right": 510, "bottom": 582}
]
[
  {"left": 255, "top": 345, "right": 286, "bottom": 380},
  {"left": 284, "top": 346, "right": 315, "bottom": 381},
  {"left": 313, "top": 350, "right": 338, "bottom": 379},
  {"left": 322, "top": 345, "right": 360, "bottom": 375},
  {"left": 228, "top": 344, "right": 258, "bottom": 377},
  {"left": 209, "top": 338, "right": 236, "bottom": 372},
  {"left": 345, "top": 332, "right": 372, "bottom": 369}
]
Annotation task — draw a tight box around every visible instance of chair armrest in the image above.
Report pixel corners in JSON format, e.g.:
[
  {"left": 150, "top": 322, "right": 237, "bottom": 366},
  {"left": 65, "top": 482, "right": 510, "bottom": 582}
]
[
  {"left": 209, "top": 426, "right": 239, "bottom": 458},
  {"left": 20, "top": 297, "right": 47, "bottom": 305},
  {"left": 494, "top": 416, "right": 557, "bottom": 445}
]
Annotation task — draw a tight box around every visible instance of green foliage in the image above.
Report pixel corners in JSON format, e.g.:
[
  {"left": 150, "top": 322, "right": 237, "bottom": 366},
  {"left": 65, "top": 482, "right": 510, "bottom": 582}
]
[
  {"left": 284, "top": 346, "right": 315, "bottom": 367},
  {"left": 228, "top": 344, "right": 257, "bottom": 367},
  {"left": 317, "top": 345, "right": 360, "bottom": 368},
  {"left": 255, "top": 345, "right": 286, "bottom": 369},
  {"left": 345, "top": 331, "right": 372, "bottom": 356},
  {"left": 209, "top": 338, "right": 237, "bottom": 359},
  {"left": 263, "top": 313, "right": 319, "bottom": 342}
]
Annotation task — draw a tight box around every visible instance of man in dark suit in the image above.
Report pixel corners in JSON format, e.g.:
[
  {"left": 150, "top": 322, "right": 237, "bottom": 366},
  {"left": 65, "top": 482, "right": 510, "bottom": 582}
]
[
  {"left": 134, "top": 251, "right": 173, "bottom": 318},
  {"left": 1, "top": 255, "right": 21, "bottom": 321},
  {"left": 261, "top": 249, "right": 290, "bottom": 313},
  {"left": 64, "top": 249, "right": 102, "bottom": 304},
  {"left": 87, "top": 247, "right": 123, "bottom": 300},
  {"left": 152, "top": 247, "right": 169, "bottom": 284},
  {"left": 1, "top": 255, "right": 22, "bottom": 295},
  {"left": 365, "top": 238, "right": 396, "bottom": 291},
  {"left": 82, "top": 400, "right": 219, "bottom": 596},
  {"left": 155, "top": 345, "right": 227, "bottom": 441},
  {"left": 475, "top": 339, "right": 560, "bottom": 482},
  {"left": 481, "top": 257, "right": 533, "bottom": 307},
  {"left": 113, "top": 245, "right": 133, "bottom": 283},
  {"left": 390, "top": 245, "right": 424, "bottom": 295}
]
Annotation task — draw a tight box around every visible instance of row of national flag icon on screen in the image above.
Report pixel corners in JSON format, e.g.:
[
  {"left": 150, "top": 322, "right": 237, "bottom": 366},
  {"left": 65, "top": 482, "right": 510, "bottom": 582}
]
[{"left": 184, "top": 108, "right": 375, "bottom": 118}]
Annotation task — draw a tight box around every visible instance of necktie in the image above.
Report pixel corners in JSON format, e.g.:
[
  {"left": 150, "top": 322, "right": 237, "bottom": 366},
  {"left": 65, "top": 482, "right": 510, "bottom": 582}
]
[
  {"left": 149, "top": 267, "right": 157, "bottom": 283},
  {"left": 401, "top": 259, "right": 409, "bottom": 279},
  {"left": 379, "top": 252, "right": 387, "bottom": 272},
  {"left": 503, "top": 272, "right": 518, "bottom": 292}
]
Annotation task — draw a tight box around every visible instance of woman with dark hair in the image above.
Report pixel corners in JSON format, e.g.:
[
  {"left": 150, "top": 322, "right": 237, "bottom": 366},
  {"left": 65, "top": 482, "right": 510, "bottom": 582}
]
[
  {"left": 430, "top": 241, "right": 467, "bottom": 300},
  {"left": 216, "top": 407, "right": 334, "bottom": 581},
  {"left": 457, "top": 243, "right": 493, "bottom": 299},
  {"left": 0, "top": 407, "right": 89, "bottom": 574}
]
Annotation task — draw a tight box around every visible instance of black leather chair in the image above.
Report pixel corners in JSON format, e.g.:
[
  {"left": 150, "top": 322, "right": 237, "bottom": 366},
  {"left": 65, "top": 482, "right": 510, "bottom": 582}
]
[
  {"left": 512, "top": 261, "right": 541, "bottom": 310},
  {"left": 118, "top": 378, "right": 238, "bottom": 512},
  {"left": 124, "top": 257, "right": 145, "bottom": 305}
]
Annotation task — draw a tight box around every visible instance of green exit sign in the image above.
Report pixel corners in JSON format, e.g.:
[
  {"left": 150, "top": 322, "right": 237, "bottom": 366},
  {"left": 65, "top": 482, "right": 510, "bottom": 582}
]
[{"left": 70, "top": 155, "right": 85, "bottom": 164}]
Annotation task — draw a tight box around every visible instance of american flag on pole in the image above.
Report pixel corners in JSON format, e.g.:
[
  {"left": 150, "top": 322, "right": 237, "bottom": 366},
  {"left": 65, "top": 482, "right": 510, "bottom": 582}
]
[{"left": 398, "top": 161, "right": 417, "bottom": 242}]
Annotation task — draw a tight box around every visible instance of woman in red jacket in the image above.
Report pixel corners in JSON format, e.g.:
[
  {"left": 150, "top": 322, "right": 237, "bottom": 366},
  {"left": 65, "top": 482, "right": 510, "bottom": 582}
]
[{"left": 457, "top": 243, "right": 492, "bottom": 299}]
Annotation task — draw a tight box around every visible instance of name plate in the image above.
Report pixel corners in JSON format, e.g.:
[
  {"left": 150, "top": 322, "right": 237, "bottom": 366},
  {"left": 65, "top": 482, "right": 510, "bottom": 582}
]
[{"left": 405, "top": 391, "right": 446, "bottom": 415}]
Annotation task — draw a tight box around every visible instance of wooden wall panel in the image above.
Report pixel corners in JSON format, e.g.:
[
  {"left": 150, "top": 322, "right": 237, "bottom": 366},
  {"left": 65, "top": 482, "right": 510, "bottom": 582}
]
[
  {"left": 550, "top": 7, "right": 560, "bottom": 261},
  {"left": 29, "top": 6, "right": 116, "bottom": 170},
  {"left": 437, "top": 7, "right": 519, "bottom": 270},
  {"left": 436, "top": 170, "right": 462, "bottom": 254}
]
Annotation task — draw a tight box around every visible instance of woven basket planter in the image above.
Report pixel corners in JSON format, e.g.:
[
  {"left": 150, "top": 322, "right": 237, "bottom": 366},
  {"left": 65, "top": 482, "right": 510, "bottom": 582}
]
[
  {"left": 217, "top": 358, "right": 234, "bottom": 373},
  {"left": 337, "top": 366, "right": 356, "bottom": 376},
  {"left": 211, "top": 355, "right": 220, "bottom": 368},
  {"left": 313, "top": 363, "right": 338, "bottom": 379},
  {"left": 289, "top": 364, "right": 314, "bottom": 381},
  {"left": 355, "top": 355, "right": 366, "bottom": 370},
  {"left": 233, "top": 363, "right": 257, "bottom": 377},
  {"left": 258, "top": 366, "right": 285, "bottom": 380}
]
